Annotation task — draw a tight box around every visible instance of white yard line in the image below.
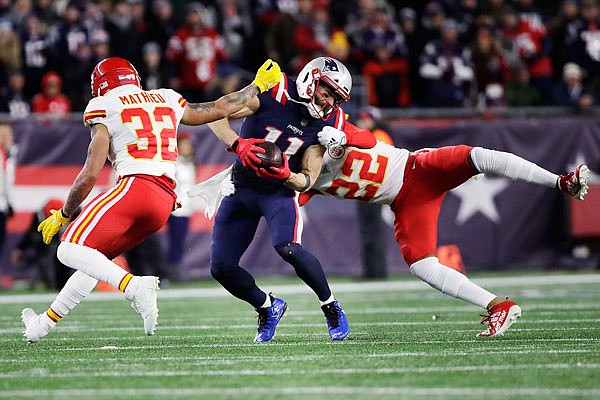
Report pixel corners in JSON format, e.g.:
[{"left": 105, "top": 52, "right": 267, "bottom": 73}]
[
  {"left": 1, "top": 387, "right": 599, "bottom": 398},
  {"left": 3, "top": 336, "right": 591, "bottom": 352},
  {"left": 2, "top": 363, "right": 599, "bottom": 380},
  {"left": 2, "top": 325, "right": 599, "bottom": 342},
  {"left": 1, "top": 273, "right": 599, "bottom": 305},
  {"left": 2, "top": 318, "right": 600, "bottom": 336},
  {"left": 3, "top": 301, "right": 597, "bottom": 322},
  {"left": 1, "top": 348, "right": 598, "bottom": 364}
]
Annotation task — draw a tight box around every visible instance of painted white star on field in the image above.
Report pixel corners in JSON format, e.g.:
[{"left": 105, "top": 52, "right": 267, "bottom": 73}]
[{"left": 450, "top": 174, "right": 510, "bottom": 225}]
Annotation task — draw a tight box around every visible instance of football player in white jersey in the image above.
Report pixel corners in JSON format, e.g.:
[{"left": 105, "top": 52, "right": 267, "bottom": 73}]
[
  {"left": 305, "top": 124, "right": 590, "bottom": 337},
  {"left": 21, "top": 57, "right": 281, "bottom": 342}
]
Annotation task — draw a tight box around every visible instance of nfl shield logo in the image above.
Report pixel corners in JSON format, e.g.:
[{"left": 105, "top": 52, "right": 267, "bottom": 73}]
[{"left": 323, "top": 58, "right": 339, "bottom": 72}]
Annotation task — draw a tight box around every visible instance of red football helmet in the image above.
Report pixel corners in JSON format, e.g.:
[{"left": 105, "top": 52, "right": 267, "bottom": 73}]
[{"left": 90, "top": 57, "right": 141, "bottom": 97}]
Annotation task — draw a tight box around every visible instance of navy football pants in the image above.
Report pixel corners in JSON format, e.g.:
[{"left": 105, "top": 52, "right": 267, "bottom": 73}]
[{"left": 210, "top": 186, "right": 332, "bottom": 308}]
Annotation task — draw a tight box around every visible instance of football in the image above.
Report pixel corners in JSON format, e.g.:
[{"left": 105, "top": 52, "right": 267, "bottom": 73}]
[{"left": 255, "top": 141, "right": 283, "bottom": 168}]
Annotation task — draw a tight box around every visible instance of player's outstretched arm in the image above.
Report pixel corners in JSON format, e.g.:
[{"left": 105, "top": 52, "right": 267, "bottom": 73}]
[
  {"left": 181, "top": 59, "right": 279, "bottom": 126},
  {"left": 343, "top": 122, "right": 377, "bottom": 149},
  {"left": 38, "top": 124, "right": 109, "bottom": 244},
  {"left": 181, "top": 85, "right": 260, "bottom": 126},
  {"left": 318, "top": 125, "right": 377, "bottom": 150}
]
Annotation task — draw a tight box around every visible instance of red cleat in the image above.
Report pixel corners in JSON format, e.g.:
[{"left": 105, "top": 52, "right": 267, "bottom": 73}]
[
  {"left": 476, "top": 299, "right": 521, "bottom": 338},
  {"left": 558, "top": 164, "right": 590, "bottom": 200}
]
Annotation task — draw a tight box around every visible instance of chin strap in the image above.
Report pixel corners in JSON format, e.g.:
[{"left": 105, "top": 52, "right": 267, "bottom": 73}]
[{"left": 283, "top": 89, "right": 320, "bottom": 115}]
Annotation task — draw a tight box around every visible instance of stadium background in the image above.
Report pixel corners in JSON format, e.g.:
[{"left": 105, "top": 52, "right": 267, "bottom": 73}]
[{"left": 1, "top": 0, "right": 600, "bottom": 282}]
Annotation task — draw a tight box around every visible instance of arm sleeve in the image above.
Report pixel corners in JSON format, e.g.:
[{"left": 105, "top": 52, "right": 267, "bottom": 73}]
[{"left": 343, "top": 122, "right": 377, "bottom": 149}]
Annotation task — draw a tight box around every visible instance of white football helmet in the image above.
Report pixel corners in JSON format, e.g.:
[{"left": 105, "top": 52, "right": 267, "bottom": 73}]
[{"left": 296, "top": 57, "right": 352, "bottom": 119}]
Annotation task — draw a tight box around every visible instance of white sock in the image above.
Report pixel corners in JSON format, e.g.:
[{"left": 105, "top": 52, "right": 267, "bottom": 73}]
[
  {"left": 470, "top": 147, "right": 558, "bottom": 188},
  {"left": 49, "top": 271, "right": 98, "bottom": 318},
  {"left": 410, "top": 256, "right": 496, "bottom": 309},
  {"left": 57, "top": 242, "right": 132, "bottom": 292},
  {"left": 40, "top": 312, "right": 57, "bottom": 328},
  {"left": 319, "top": 295, "right": 335, "bottom": 306}
]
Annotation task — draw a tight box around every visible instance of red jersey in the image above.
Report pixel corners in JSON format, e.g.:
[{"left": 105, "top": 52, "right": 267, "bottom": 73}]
[
  {"left": 166, "top": 26, "right": 226, "bottom": 89},
  {"left": 31, "top": 94, "right": 71, "bottom": 114},
  {"left": 501, "top": 20, "right": 553, "bottom": 78}
]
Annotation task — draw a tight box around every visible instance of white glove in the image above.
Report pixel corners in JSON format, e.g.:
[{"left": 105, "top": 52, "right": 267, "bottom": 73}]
[{"left": 317, "top": 126, "right": 347, "bottom": 149}]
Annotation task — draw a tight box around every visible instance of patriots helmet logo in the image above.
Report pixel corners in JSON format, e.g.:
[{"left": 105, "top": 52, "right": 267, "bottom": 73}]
[{"left": 322, "top": 58, "right": 339, "bottom": 72}]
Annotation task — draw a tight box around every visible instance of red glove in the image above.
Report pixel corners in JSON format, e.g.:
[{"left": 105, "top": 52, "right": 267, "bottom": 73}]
[
  {"left": 256, "top": 153, "right": 291, "bottom": 181},
  {"left": 229, "top": 137, "right": 266, "bottom": 170}
]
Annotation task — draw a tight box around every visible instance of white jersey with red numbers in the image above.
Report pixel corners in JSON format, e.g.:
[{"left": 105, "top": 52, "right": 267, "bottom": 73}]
[
  {"left": 312, "top": 141, "right": 410, "bottom": 204},
  {"left": 82, "top": 84, "right": 187, "bottom": 184}
]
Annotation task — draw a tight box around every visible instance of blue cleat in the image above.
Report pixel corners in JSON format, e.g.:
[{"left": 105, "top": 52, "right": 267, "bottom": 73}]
[
  {"left": 253, "top": 296, "right": 287, "bottom": 342},
  {"left": 321, "top": 300, "right": 349, "bottom": 341}
]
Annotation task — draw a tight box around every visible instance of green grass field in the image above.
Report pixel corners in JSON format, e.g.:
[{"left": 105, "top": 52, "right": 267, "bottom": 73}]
[{"left": 1, "top": 272, "right": 599, "bottom": 400}]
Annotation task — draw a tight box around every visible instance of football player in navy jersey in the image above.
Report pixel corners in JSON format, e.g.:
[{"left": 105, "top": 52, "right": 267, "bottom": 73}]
[{"left": 208, "top": 57, "right": 374, "bottom": 342}]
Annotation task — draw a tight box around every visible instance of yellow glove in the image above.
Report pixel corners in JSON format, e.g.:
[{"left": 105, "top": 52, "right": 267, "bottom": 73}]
[
  {"left": 37, "top": 209, "right": 69, "bottom": 244},
  {"left": 252, "top": 59, "right": 281, "bottom": 93}
]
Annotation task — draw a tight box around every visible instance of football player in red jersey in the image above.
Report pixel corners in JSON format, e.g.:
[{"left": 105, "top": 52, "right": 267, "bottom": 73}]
[
  {"left": 303, "top": 125, "right": 590, "bottom": 337},
  {"left": 166, "top": 2, "right": 227, "bottom": 102},
  {"left": 31, "top": 71, "right": 71, "bottom": 116},
  {"left": 21, "top": 57, "right": 281, "bottom": 343}
]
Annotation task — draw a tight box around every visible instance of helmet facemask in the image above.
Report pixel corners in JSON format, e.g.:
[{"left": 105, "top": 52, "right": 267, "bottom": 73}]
[{"left": 305, "top": 71, "right": 350, "bottom": 120}]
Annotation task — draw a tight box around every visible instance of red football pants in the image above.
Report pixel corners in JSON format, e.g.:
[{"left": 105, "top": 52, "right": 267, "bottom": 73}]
[
  {"left": 62, "top": 175, "right": 176, "bottom": 260},
  {"left": 391, "top": 145, "right": 476, "bottom": 265}
]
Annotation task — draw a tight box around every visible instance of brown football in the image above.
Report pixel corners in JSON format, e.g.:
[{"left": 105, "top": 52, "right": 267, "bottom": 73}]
[{"left": 255, "top": 141, "right": 283, "bottom": 168}]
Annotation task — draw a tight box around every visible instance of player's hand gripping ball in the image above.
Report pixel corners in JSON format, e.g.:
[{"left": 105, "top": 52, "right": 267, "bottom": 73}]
[
  {"left": 229, "top": 137, "right": 266, "bottom": 171},
  {"left": 254, "top": 141, "right": 283, "bottom": 169},
  {"left": 256, "top": 149, "right": 290, "bottom": 182}
]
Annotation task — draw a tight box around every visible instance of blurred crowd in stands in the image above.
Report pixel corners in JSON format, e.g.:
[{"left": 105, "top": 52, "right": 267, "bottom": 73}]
[{"left": 0, "top": 0, "right": 599, "bottom": 117}]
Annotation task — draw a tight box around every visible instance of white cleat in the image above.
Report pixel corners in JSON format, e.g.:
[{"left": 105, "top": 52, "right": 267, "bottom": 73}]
[
  {"left": 575, "top": 164, "right": 590, "bottom": 200},
  {"left": 128, "top": 276, "right": 160, "bottom": 335},
  {"left": 21, "top": 308, "right": 53, "bottom": 343},
  {"left": 558, "top": 164, "right": 590, "bottom": 200}
]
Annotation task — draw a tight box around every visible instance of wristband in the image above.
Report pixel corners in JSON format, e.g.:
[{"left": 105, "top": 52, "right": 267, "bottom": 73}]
[
  {"left": 300, "top": 172, "right": 311, "bottom": 192},
  {"left": 229, "top": 138, "right": 240, "bottom": 153},
  {"left": 60, "top": 208, "right": 70, "bottom": 219}
]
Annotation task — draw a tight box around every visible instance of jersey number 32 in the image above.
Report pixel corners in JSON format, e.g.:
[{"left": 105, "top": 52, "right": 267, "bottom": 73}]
[{"left": 122, "top": 107, "right": 178, "bottom": 161}]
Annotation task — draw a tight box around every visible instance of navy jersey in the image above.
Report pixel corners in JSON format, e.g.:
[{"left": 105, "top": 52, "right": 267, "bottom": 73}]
[{"left": 232, "top": 73, "right": 345, "bottom": 190}]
